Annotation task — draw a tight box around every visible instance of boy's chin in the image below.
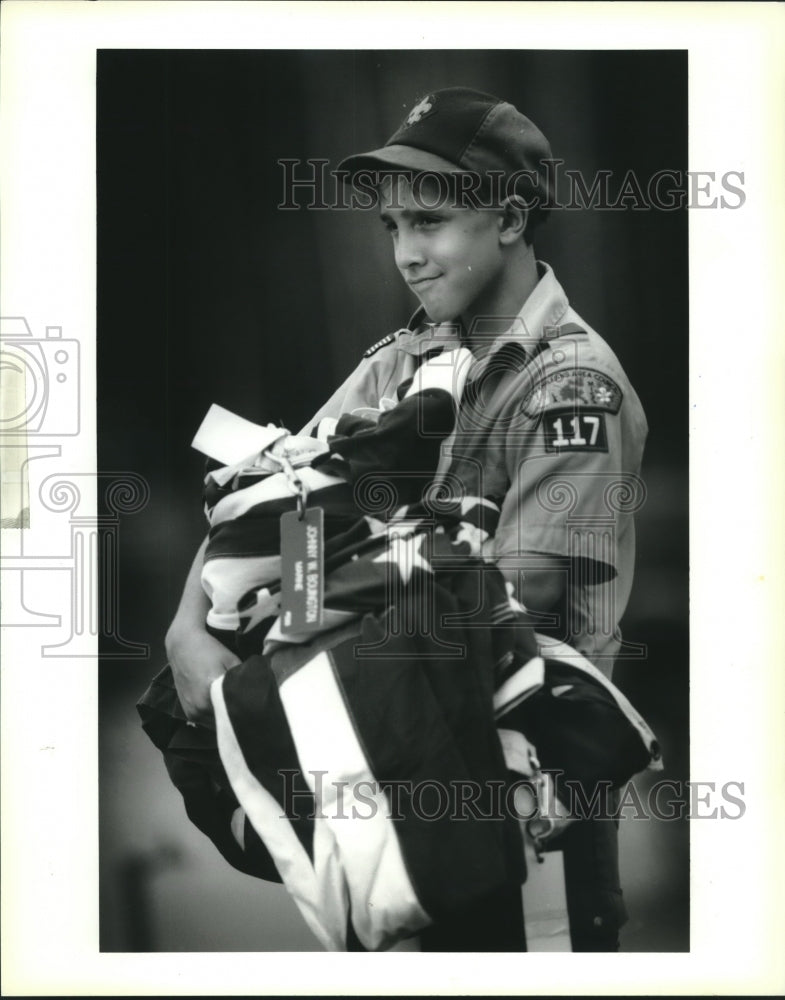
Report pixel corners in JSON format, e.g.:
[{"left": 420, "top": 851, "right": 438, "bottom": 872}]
[{"left": 417, "top": 300, "right": 460, "bottom": 325}]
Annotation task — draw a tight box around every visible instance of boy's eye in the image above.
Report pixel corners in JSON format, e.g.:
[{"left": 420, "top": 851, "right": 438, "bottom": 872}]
[{"left": 380, "top": 215, "right": 441, "bottom": 235}]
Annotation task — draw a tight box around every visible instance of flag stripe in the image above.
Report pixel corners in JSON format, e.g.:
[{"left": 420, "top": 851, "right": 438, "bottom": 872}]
[
  {"left": 493, "top": 656, "right": 545, "bottom": 717},
  {"left": 211, "top": 673, "right": 349, "bottom": 951},
  {"left": 278, "top": 650, "right": 431, "bottom": 951},
  {"left": 209, "top": 468, "right": 347, "bottom": 526},
  {"left": 533, "top": 635, "right": 662, "bottom": 766}
]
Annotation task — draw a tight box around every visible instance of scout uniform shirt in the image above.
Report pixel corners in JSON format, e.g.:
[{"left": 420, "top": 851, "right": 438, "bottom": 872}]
[{"left": 301, "top": 263, "right": 648, "bottom": 674}]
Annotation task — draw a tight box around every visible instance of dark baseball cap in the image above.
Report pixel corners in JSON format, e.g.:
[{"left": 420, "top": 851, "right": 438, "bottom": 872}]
[{"left": 339, "top": 86, "right": 554, "bottom": 208}]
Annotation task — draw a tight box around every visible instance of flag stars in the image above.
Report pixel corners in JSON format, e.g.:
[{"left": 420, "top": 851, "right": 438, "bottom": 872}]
[{"left": 373, "top": 530, "right": 432, "bottom": 585}]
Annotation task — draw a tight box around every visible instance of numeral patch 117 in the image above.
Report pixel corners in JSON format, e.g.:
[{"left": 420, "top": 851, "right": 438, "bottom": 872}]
[{"left": 543, "top": 408, "right": 608, "bottom": 452}]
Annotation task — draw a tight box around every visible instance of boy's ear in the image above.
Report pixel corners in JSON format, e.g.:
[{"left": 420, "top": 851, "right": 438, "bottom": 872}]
[{"left": 498, "top": 196, "right": 529, "bottom": 245}]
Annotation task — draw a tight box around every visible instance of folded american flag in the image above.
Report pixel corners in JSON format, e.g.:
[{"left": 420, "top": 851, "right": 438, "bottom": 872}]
[
  {"left": 138, "top": 347, "right": 661, "bottom": 951},
  {"left": 139, "top": 553, "right": 660, "bottom": 951},
  {"left": 199, "top": 347, "right": 478, "bottom": 643}
]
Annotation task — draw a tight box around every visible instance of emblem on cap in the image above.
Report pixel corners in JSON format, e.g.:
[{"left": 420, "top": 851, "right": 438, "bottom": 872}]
[{"left": 406, "top": 95, "right": 434, "bottom": 126}]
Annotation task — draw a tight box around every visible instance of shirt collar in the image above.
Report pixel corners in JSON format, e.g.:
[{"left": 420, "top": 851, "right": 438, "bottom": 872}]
[{"left": 396, "top": 261, "right": 570, "bottom": 359}]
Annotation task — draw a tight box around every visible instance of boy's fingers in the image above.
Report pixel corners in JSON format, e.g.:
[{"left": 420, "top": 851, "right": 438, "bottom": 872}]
[
  {"left": 171, "top": 645, "right": 241, "bottom": 722},
  {"left": 182, "top": 694, "right": 214, "bottom": 723},
  {"left": 178, "top": 673, "right": 222, "bottom": 723}
]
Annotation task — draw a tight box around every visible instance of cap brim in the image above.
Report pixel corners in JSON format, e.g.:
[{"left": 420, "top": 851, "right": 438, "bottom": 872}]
[{"left": 338, "top": 144, "right": 465, "bottom": 184}]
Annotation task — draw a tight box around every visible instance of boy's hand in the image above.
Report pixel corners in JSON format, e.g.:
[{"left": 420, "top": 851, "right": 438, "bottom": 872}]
[{"left": 166, "top": 628, "right": 241, "bottom": 724}]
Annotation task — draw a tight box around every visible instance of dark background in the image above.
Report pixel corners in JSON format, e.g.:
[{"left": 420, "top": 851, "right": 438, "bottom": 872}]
[{"left": 98, "top": 50, "right": 688, "bottom": 951}]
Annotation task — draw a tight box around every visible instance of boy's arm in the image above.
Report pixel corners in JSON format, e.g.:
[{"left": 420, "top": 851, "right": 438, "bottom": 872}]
[
  {"left": 297, "top": 342, "right": 410, "bottom": 435},
  {"left": 510, "top": 555, "right": 566, "bottom": 615},
  {"left": 165, "top": 534, "right": 241, "bottom": 723},
  {"left": 166, "top": 338, "right": 404, "bottom": 718},
  {"left": 165, "top": 349, "right": 378, "bottom": 721}
]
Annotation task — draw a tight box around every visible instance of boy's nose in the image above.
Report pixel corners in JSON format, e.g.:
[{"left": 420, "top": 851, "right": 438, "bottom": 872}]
[{"left": 394, "top": 231, "right": 426, "bottom": 271}]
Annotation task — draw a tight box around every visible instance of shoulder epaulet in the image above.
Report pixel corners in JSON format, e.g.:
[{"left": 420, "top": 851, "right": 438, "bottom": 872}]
[
  {"left": 363, "top": 332, "right": 398, "bottom": 358},
  {"left": 544, "top": 322, "right": 588, "bottom": 340}
]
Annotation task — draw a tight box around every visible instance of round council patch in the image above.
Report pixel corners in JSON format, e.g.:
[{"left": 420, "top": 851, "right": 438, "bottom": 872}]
[{"left": 522, "top": 368, "right": 623, "bottom": 418}]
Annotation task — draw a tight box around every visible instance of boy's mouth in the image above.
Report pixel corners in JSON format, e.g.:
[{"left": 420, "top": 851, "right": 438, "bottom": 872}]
[{"left": 409, "top": 275, "right": 441, "bottom": 289}]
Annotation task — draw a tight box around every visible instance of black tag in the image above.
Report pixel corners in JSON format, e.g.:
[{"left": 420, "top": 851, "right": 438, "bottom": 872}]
[
  {"left": 543, "top": 408, "right": 608, "bottom": 453},
  {"left": 280, "top": 507, "right": 324, "bottom": 633}
]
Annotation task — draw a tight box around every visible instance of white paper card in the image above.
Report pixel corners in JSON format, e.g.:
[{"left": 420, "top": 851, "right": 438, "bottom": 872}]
[{"left": 191, "top": 403, "right": 285, "bottom": 464}]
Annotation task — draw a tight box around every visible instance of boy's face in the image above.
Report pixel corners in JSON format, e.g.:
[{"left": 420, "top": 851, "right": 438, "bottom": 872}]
[{"left": 379, "top": 174, "right": 506, "bottom": 327}]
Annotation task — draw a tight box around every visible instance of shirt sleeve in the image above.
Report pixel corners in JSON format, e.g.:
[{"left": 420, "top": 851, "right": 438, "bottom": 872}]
[
  {"left": 493, "top": 389, "right": 645, "bottom": 584},
  {"left": 297, "top": 356, "right": 379, "bottom": 435},
  {"left": 297, "top": 343, "right": 417, "bottom": 435}
]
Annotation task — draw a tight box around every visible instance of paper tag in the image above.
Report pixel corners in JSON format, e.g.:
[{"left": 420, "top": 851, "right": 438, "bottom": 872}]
[
  {"left": 280, "top": 507, "right": 324, "bottom": 634},
  {"left": 191, "top": 403, "right": 287, "bottom": 465}
]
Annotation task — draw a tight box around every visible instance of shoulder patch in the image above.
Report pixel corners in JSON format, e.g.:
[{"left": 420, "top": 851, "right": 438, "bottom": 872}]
[
  {"left": 542, "top": 408, "right": 609, "bottom": 453},
  {"left": 363, "top": 333, "right": 397, "bottom": 358},
  {"left": 522, "top": 368, "right": 623, "bottom": 418}
]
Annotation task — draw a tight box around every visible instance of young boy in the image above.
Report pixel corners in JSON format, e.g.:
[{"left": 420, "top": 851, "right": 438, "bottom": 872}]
[{"left": 165, "top": 86, "right": 649, "bottom": 951}]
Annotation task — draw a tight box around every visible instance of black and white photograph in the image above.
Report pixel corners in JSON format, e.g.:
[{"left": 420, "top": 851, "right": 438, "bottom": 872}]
[
  {"left": 98, "top": 48, "right": 689, "bottom": 955},
  {"left": 2, "top": 2, "right": 784, "bottom": 995}
]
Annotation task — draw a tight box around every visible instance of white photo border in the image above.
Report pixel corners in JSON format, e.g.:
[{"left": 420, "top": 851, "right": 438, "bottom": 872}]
[{"left": 1, "top": 1, "right": 784, "bottom": 995}]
